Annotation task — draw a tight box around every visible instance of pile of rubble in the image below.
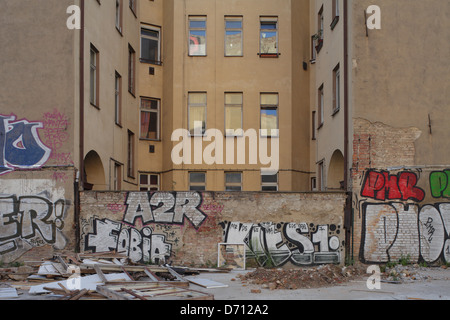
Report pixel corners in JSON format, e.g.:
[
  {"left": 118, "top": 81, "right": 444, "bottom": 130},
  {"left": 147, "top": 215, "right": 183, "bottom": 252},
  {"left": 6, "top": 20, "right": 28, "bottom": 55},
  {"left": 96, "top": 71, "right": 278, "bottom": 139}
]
[
  {"left": 0, "top": 251, "right": 230, "bottom": 300},
  {"left": 238, "top": 264, "right": 367, "bottom": 290},
  {"left": 382, "top": 264, "right": 448, "bottom": 283}
]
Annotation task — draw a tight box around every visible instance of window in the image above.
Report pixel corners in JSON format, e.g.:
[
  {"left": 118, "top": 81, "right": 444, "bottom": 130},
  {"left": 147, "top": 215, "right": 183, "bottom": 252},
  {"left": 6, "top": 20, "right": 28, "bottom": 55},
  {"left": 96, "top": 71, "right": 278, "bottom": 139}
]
[
  {"left": 316, "top": 6, "right": 324, "bottom": 53},
  {"left": 189, "top": 16, "right": 207, "bottom": 56},
  {"left": 141, "top": 26, "right": 161, "bottom": 64},
  {"left": 115, "top": 72, "right": 122, "bottom": 125},
  {"left": 333, "top": 64, "right": 340, "bottom": 114},
  {"left": 129, "top": 0, "right": 137, "bottom": 15},
  {"left": 225, "top": 17, "right": 243, "bottom": 56},
  {"left": 127, "top": 130, "right": 135, "bottom": 178},
  {"left": 311, "top": 177, "right": 317, "bottom": 191},
  {"left": 260, "top": 17, "right": 278, "bottom": 56},
  {"left": 225, "top": 172, "right": 242, "bottom": 191},
  {"left": 318, "top": 85, "right": 324, "bottom": 127},
  {"left": 113, "top": 162, "right": 122, "bottom": 190},
  {"left": 115, "top": 0, "right": 122, "bottom": 33},
  {"left": 261, "top": 173, "right": 278, "bottom": 191},
  {"left": 225, "top": 93, "right": 243, "bottom": 136},
  {"left": 189, "top": 172, "right": 206, "bottom": 191},
  {"left": 139, "top": 173, "right": 160, "bottom": 191},
  {"left": 128, "top": 44, "right": 136, "bottom": 95},
  {"left": 89, "top": 45, "right": 99, "bottom": 107},
  {"left": 140, "top": 97, "right": 160, "bottom": 140},
  {"left": 331, "top": 0, "right": 340, "bottom": 29},
  {"left": 188, "top": 92, "right": 207, "bottom": 136},
  {"left": 312, "top": 111, "right": 316, "bottom": 140},
  {"left": 318, "top": 160, "right": 325, "bottom": 191},
  {"left": 260, "top": 93, "right": 279, "bottom": 137}
]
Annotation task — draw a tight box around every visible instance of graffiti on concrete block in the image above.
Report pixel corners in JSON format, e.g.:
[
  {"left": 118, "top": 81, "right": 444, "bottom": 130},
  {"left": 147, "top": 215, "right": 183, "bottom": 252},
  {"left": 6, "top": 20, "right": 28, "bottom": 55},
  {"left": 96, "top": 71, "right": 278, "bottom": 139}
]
[
  {"left": 123, "top": 191, "right": 207, "bottom": 229},
  {"left": 83, "top": 218, "right": 173, "bottom": 264},
  {"left": 430, "top": 169, "right": 450, "bottom": 198},
  {"left": 0, "top": 192, "right": 69, "bottom": 257},
  {"left": 221, "top": 221, "right": 342, "bottom": 267},
  {"left": 0, "top": 115, "right": 51, "bottom": 175},
  {"left": 361, "top": 170, "right": 425, "bottom": 202}
]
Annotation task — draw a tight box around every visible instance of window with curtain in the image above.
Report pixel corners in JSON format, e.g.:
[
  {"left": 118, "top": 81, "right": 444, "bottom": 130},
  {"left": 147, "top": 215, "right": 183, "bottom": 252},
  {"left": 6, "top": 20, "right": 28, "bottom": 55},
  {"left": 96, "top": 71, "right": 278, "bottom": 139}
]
[
  {"left": 225, "top": 93, "right": 243, "bottom": 136},
  {"left": 140, "top": 98, "right": 160, "bottom": 140},
  {"left": 188, "top": 92, "right": 207, "bottom": 135}
]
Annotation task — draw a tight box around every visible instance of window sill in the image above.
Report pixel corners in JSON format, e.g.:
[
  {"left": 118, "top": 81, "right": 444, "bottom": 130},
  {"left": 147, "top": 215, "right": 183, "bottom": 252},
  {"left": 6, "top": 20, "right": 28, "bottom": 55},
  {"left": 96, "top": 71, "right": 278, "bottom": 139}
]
[
  {"left": 331, "top": 16, "right": 340, "bottom": 30},
  {"left": 317, "top": 122, "right": 324, "bottom": 130},
  {"left": 315, "top": 41, "right": 323, "bottom": 54},
  {"left": 139, "top": 138, "right": 161, "bottom": 142},
  {"left": 258, "top": 53, "right": 280, "bottom": 58},
  {"left": 332, "top": 107, "right": 340, "bottom": 117},
  {"left": 116, "top": 26, "right": 123, "bottom": 36},
  {"left": 90, "top": 102, "right": 100, "bottom": 110},
  {"left": 140, "top": 59, "right": 163, "bottom": 66}
]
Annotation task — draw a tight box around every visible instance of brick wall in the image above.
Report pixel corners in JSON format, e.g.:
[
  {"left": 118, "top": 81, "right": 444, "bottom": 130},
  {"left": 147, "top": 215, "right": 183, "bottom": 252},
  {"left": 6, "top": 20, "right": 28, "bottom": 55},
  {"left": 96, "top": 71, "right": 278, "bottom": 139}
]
[
  {"left": 351, "top": 119, "right": 450, "bottom": 265},
  {"left": 79, "top": 191, "right": 347, "bottom": 268}
]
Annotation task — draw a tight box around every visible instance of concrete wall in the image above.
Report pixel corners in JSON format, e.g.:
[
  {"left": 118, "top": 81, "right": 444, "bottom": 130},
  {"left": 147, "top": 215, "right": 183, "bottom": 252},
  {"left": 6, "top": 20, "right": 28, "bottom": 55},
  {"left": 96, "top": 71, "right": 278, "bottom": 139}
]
[{"left": 79, "top": 191, "right": 347, "bottom": 267}]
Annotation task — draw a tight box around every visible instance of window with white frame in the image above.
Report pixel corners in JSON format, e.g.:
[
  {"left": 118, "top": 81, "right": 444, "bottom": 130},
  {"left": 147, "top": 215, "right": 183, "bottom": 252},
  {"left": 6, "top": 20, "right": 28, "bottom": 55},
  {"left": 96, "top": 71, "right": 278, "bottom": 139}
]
[
  {"left": 260, "top": 17, "right": 278, "bottom": 56},
  {"left": 188, "top": 92, "right": 207, "bottom": 136},
  {"left": 141, "top": 26, "right": 161, "bottom": 64},
  {"left": 140, "top": 97, "right": 160, "bottom": 140},
  {"left": 225, "top": 17, "right": 243, "bottom": 56},
  {"left": 225, "top": 93, "right": 243, "bottom": 136},
  {"left": 333, "top": 64, "right": 340, "bottom": 113},
  {"left": 189, "top": 16, "right": 207, "bottom": 56},
  {"left": 115, "top": 72, "right": 122, "bottom": 125},
  {"left": 260, "top": 93, "right": 279, "bottom": 137}
]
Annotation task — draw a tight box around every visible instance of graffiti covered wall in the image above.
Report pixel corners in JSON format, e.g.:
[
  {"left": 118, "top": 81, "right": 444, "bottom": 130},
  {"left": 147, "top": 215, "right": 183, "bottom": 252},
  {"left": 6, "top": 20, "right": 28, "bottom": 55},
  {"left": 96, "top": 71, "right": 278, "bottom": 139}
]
[
  {"left": 80, "top": 191, "right": 347, "bottom": 267},
  {"left": 354, "top": 168, "right": 450, "bottom": 264},
  {"left": 0, "top": 169, "right": 75, "bottom": 263}
]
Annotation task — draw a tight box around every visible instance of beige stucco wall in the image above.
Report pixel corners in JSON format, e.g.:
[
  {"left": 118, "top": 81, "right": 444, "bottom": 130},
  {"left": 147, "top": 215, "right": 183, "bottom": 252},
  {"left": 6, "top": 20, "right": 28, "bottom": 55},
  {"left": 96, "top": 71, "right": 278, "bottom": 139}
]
[
  {"left": 350, "top": 0, "right": 450, "bottom": 167},
  {"left": 83, "top": 0, "right": 141, "bottom": 190},
  {"left": 309, "top": 0, "right": 345, "bottom": 191},
  {"left": 154, "top": 0, "right": 312, "bottom": 192}
]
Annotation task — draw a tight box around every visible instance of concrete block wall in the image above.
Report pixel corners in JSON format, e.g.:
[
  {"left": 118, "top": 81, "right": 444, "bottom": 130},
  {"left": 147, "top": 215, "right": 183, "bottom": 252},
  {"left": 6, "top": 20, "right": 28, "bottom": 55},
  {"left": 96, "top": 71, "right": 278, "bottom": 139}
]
[{"left": 79, "top": 191, "right": 347, "bottom": 268}]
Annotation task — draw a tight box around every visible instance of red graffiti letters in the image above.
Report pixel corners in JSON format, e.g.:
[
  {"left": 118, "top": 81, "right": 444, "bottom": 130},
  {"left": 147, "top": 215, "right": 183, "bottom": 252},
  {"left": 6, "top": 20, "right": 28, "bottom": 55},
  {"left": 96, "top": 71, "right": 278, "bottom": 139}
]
[{"left": 361, "top": 170, "right": 425, "bottom": 202}]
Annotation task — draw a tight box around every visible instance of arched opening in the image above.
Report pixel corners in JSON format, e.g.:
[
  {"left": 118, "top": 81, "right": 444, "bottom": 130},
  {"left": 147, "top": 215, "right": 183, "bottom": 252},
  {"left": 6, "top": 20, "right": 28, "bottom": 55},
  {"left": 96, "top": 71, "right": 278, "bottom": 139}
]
[
  {"left": 328, "top": 150, "right": 344, "bottom": 190},
  {"left": 83, "top": 150, "right": 106, "bottom": 190}
]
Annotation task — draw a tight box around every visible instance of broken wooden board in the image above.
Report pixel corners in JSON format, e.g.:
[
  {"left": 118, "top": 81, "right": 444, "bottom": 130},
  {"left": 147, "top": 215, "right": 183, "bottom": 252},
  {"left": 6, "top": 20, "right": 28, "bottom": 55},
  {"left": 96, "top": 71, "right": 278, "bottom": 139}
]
[
  {"left": 184, "top": 277, "right": 229, "bottom": 289},
  {"left": 96, "top": 282, "right": 214, "bottom": 300},
  {"left": 29, "top": 272, "right": 133, "bottom": 295},
  {"left": 0, "top": 287, "right": 19, "bottom": 299}
]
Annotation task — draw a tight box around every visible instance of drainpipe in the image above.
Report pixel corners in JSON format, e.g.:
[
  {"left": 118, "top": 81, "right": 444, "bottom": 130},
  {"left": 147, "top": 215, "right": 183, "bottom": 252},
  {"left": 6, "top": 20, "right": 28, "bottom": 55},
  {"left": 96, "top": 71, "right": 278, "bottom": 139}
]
[
  {"left": 79, "top": 0, "right": 85, "bottom": 189},
  {"left": 75, "top": 0, "right": 85, "bottom": 252},
  {"left": 343, "top": 0, "right": 353, "bottom": 264}
]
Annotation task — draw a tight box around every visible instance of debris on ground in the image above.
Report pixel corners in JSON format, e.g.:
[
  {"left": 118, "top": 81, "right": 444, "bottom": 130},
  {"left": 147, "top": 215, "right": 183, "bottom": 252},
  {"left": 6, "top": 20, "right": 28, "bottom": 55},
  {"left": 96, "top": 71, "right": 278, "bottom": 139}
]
[
  {"left": 238, "top": 264, "right": 368, "bottom": 290},
  {"left": 0, "top": 250, "right": 229, "bottom": 300}
]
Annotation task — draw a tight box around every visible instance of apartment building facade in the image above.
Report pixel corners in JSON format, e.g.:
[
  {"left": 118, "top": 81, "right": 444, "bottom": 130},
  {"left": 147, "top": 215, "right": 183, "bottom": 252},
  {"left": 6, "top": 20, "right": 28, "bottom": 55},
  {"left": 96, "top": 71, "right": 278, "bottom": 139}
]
[{"left": 1, "top": 0, "right": 449, "bottom": 265}]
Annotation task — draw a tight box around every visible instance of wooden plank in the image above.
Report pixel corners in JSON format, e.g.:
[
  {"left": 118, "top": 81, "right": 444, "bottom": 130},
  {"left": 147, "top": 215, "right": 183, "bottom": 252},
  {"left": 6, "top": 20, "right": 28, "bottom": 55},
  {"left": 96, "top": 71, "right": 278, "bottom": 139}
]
[
  {"left": 184, "top": 277, "right": 228, "bottom": 288},
  {"left": 121, "top": 288, "right": 147, "bottom": 300},
  {"left": 167, "top": 266, "right": 186, "bottom": 282},
  {"left": 93, "top": 265, "right": 107, "bottom": 283},
  {"left": 69, "top": 289, "right": 89, "bottom": 300},
  {"left": 144, "top": 267, "right": 160, "bottom": 281}
]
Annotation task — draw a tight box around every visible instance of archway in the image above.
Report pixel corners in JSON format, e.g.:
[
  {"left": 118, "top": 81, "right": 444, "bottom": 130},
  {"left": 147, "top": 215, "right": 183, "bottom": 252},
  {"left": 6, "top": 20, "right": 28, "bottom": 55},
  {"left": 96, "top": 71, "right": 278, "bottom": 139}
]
[
  {"left": 83, "top": 150, "right": 106, "bottom": 190},
  {"left": 327, "top": 150, "right": 344, "bottom": 190}
]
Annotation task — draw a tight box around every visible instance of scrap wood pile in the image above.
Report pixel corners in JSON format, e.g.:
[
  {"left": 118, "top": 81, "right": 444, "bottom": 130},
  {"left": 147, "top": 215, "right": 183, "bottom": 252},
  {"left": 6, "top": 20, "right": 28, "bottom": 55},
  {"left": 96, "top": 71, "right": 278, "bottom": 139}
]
[
  {"left": 238, "top": 264, "right": 368, "bottom": 290},
  {"left": 0, "top": 251, "right": 230, "bottom": 300}
]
